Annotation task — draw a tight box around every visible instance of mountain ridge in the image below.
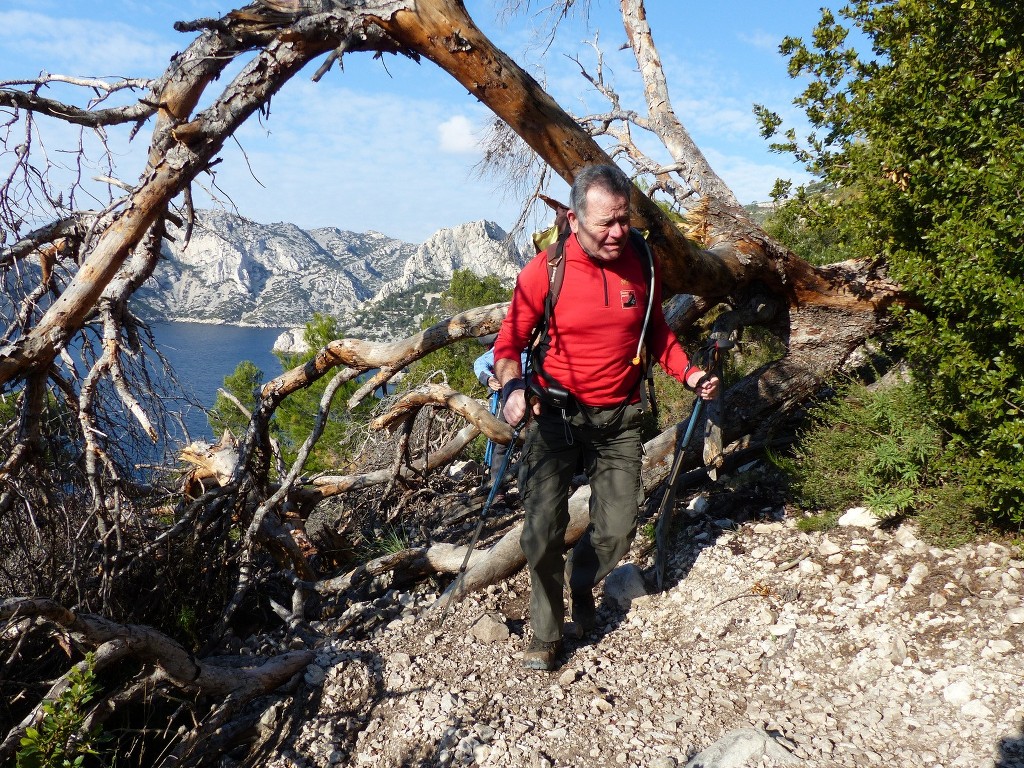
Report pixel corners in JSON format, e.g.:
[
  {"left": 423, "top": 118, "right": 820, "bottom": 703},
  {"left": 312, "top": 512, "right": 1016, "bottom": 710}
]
[{"left": 137, "top": 210, "right": 526, "bottom": 341}]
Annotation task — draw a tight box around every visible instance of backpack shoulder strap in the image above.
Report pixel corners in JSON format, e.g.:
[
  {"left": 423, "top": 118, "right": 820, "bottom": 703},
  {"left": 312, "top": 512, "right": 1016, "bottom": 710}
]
[
  {"left": 544, "top": 230, "right": 570, "bottom": 308},
  {"left": 628, "top": 228, "right": 653, "bottom": 286},
  {"left": 528, "top": 231, "right": 569, "bottom": 385}
]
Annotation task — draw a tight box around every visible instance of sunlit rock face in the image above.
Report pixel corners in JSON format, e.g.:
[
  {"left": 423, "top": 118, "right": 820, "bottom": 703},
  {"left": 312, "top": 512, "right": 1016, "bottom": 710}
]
[{"left": 139, "top": 211, "right": 525, "bottom": 332}]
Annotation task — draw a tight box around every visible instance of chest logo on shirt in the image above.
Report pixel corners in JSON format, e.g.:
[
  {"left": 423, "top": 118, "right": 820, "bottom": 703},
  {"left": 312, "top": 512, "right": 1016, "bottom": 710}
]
[{"left": 620, "top": 290, "right": 637, "bottom": 308}]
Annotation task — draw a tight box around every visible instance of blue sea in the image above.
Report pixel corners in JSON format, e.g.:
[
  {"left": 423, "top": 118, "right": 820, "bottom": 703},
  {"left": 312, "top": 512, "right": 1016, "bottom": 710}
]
[{"left": 151, "top": 322, "right": 290, "bottom": 440}]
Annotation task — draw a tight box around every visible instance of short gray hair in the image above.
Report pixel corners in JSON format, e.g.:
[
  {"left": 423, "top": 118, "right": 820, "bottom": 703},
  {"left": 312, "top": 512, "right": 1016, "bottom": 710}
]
[{"left": 569, "top": 165, "right": 632, "bottom": 225}]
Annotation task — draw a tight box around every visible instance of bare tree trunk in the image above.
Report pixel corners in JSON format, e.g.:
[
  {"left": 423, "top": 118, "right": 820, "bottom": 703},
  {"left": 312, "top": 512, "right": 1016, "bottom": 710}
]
[{"left": 618, "top": 0, "right": 740, "bottom": 207}]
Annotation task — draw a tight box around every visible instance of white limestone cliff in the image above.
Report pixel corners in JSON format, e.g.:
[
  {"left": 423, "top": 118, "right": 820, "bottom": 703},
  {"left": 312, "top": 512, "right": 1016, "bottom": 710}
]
[{"left": 138, "top": 211, "right": 526, "bottom": 333}]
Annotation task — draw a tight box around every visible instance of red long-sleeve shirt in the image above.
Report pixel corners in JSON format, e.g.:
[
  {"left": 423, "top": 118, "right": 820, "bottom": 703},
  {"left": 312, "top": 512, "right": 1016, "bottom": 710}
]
[{"left": 494, "top": 233, "right": 695, "bottom": 407}]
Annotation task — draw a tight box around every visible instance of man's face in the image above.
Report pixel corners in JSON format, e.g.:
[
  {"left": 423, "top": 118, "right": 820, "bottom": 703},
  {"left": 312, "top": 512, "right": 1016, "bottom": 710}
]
[{"left": 568, "top": 186, "right": 631, "bottom": 262}]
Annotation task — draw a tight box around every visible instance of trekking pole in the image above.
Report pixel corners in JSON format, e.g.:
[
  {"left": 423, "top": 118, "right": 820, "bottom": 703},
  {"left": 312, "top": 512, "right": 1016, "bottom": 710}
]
[
  {"left": 484, "top": 390, "right": 499, "bottom": 467},
  {"left": 653, "top": 396, "right": 705, "bottom": 591},
  {"left": 653, "top": 336, "right": 731, "bottom": 590},
  {"left": 439, "top": 416, "right": 527, "bottom": 625}
]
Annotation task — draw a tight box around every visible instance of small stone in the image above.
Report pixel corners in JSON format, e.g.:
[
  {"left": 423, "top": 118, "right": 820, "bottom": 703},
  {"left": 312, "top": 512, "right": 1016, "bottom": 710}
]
[
  {"left": 889, "top": 636, "right": 908, "bottom": 665},
  {"left": 557, "top": 668, "right": 579, "bottom": 687},
  {"left": 389, "top": 652, "right": 412, "bottom": 668},
  {"left": 687, "top": 495, "right": 710, "bottom": 515},
  {"left": 838, "top": 507, "right": 878, "bottom": 528},
  {"left": 604, "top": 563, "right": 648, "bottom": 608},
  {"left": 943, "top": 680, "right": 972, "bottom": 706},
  {"left": 906, "top": 562, "right": 930, "bottom": 586},
  {"left": 963, "top": 700, "right": 993, "bottom": 718},
  {"left": 819, "top": 537, "right": 842, "bottom": 557},
  {"left": 304, "top": 664, "right": 327, "bottom": 686},
  {"left": 592, "top": 696, "right": 613, "bottom": 713},
  {"left": 988, "top": 639, "right": 1014, "bottom": 654},
  {"left": 894, "top": 526, "right": 926, "bottom": 552},
  {"left": 470, "top": 612, "right": 510, "bottom": 643},
  {"left": 798, "top": 559, "right": 822, "bottom": 574}
]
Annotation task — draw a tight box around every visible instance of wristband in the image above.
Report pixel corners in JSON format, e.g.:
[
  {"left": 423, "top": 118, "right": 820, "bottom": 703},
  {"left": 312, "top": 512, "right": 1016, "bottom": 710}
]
[{"left": 501, "top": 377, "right": 525, "bottom": 401}]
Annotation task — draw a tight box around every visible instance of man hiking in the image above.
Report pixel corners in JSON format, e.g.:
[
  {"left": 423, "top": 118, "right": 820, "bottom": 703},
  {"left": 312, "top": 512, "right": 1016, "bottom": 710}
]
[{"left": 493, "top": 164, "right": 719, "bottom": 671}]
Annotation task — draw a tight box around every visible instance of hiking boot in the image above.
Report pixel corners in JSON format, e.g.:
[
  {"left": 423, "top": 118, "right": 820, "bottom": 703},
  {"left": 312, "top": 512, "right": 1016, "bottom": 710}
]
[
  {"left": 569, "top": 589, "right": 596, "bottom": 636},
  {"left": 521, "top": 638, "right": 561, "bottom": 671}
]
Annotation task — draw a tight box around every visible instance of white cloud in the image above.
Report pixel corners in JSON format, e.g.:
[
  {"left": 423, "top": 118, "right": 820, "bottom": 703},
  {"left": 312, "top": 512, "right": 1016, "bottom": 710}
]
[
  {"left": 737, "top": 29, "right": 783, "bottom": 55},
  {"left": 437, "top": 115, "right": 481, "bottom": 155},
  {"left": 200, "top": 82, "right": 518, "bottom": 242},
  {"left": 0, "top": 10, "right": 175, "bottom": 77}
]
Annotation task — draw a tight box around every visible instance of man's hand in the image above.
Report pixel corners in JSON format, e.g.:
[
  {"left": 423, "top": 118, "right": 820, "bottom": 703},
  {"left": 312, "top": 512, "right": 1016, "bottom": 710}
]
[
  {"left": 685, "top": 370, "right": 721, "bottom": 400},
  {"left": 501, "top": 387, "right": 540, "bottom": 426},
  {"left": 487, "top": 375, "right": 501, "bottom": 391},
  {"left": 697, "top": 376, "right": 720, "bottom": 400}
]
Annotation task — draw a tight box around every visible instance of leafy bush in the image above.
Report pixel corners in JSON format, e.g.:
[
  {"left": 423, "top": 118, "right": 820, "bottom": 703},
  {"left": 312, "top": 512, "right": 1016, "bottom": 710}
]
[
  {"left": 17, "top": 653, "right": 107, "bottom": 768},
  {"left": 761, "top": 181, "right": 874, "bottom": 267},
  {"left": 760, "top": 0, "right": 1024, "bottom": 526},
  {"left": 208, "top": 359, "right": 264, "bottom": 439},
  {"left": 273, "top": 313, "right": 368, "bottom": 471},
  {"left": 781, "top": 380, "right": 984, "bottom": 546}
]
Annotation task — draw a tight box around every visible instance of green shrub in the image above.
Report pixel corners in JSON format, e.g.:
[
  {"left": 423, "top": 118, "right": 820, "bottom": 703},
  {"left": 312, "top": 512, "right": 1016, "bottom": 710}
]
[
  {"left": 360, "top": 524, "right": 411, "bottom": 560},
  {"left": 405, "top": 269, "right": 513, "bottom": 396},
  {"left": 212, "top": 313, "right": 367, "bottom": 473},
  {"left": 794, "top": 510, "right": 841, "bottom": 534},
  {"left": 17, "top": 653, "right": 107, "bottom": 768},
  {"left": 760, "top": 0, "right": 1024, "bottom": 526},
  {"left": 208, "top": 359, "right": 263, "bottom": 439},
  {"left": 761, "top": 181, "right": 874, "bottom": 267},
  {"left": 784, "top": 380, "right": 984, "bottom": 543}
]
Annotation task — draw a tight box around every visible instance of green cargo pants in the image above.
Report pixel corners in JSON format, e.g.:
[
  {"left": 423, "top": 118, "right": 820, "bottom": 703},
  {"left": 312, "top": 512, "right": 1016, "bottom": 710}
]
[{"left": 518, "top": 400, "right": 645, "bottom": 643}]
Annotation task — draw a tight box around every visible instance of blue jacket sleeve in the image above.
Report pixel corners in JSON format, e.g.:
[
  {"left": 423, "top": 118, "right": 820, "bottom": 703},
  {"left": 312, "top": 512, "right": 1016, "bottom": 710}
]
[{"left": 473, "top": 348, "right": 495, "bottom": 387}]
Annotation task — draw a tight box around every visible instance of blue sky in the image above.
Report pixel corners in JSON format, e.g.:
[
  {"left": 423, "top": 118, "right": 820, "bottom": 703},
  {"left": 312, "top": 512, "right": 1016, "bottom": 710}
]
[{"left": 0, "top": 1, "right": 845, "bottom": 243}]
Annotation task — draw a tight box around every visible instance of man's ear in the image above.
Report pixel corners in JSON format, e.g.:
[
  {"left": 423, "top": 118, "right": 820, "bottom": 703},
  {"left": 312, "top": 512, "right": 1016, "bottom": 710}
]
[{"left": 566, "top": 209, "right": 579, "bottom": 234}]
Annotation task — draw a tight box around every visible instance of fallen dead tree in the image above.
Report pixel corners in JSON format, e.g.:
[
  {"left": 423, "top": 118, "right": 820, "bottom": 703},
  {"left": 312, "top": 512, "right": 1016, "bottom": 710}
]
[
  {"left": 0, "top": 0, "right": 904, "bottom": 619},
  {"left": 0, "top": 597, "right": 313, "bottom": 768},
  {"left": 0, "top": 0, "right": 912, "bottom": 761}
]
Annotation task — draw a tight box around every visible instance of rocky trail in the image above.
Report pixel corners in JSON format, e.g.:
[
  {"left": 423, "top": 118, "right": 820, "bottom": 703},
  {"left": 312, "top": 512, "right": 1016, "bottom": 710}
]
[{"left": 255, "top": 490, "right": 1024, "bottom": 768}]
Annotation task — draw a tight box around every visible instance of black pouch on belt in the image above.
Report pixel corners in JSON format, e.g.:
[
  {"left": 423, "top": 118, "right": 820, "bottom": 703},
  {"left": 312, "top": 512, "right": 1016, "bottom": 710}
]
[{"left": 528, "top": 377, "right": 571, "bottom": 411}]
